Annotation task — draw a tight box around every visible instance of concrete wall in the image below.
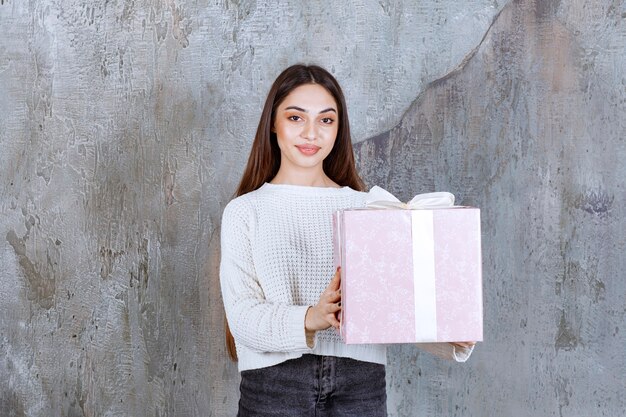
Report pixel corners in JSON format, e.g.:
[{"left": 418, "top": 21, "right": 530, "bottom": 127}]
[
  {"left": 1, "top": 0, "right": 624, "bottom": 416},
  {"left": 356, "top": 2, "right": 626, "bottom": 416}
]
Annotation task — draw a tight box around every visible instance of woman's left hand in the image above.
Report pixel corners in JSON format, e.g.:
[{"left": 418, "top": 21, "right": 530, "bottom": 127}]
[
  {"left": 449, "top": 341, "right": 476, "bottom": 349},
  {"left": 305, "top": 267, "right": 342, "bottom": 332}
]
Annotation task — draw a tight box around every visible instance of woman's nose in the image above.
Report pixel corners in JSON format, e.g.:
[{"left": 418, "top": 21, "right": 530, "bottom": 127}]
[{"left": 301, "top": 121, "right": 317, "bottom": 140}]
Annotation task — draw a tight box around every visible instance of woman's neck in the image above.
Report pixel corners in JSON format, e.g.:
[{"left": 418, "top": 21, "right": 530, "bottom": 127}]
[{"left": 269, "top": 169, "right": 339, "bottom": 188}]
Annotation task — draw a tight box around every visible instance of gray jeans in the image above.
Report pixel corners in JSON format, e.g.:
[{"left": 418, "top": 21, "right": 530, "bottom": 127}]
[{"left": 238, "top": 354, "right": 387, "bottom": 417}]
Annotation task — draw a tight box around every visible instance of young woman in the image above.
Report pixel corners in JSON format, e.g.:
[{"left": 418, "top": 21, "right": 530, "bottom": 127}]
[{"left": 219, "top": 64, "right": 475, "bottom": 416}]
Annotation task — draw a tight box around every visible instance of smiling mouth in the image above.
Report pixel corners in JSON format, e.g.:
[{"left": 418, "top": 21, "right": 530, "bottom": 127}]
[{"left": 296, "top": 145, "right": 321, "bottom": 155}]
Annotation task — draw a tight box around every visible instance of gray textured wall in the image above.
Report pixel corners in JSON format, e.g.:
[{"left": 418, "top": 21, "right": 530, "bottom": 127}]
[
  {"left": 1, "top": 0, "right": 624, "bottom": 416},
  {"left": 356, "top": 1, "right": 626, "bottom": 415}
]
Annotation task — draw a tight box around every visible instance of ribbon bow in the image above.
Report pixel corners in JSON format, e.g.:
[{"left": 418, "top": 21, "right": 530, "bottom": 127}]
[{"left": 365, "top": 186, "right": 455, "bottom": 209}]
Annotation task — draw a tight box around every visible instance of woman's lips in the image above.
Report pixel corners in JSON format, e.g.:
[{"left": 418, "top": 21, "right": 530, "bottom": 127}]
[{"left": 296, "top": 145, "right": 321, "bottom": 155}]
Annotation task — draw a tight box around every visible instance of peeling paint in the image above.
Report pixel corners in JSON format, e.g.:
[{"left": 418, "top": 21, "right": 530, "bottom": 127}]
[
  {"left": 555, "top": 310, "right": 579, "bottom": 351},
  {"left": 6, "top": 230, "right": 56, "bottom": 310},
  {"left": 554, "top": 375, "right": 572, "bottom": 417},
  {"left": 99, "top": 247, "right": 125, "bottom": 279},
  {"left": 575, "top": 189, "right": 614, "bottom": 218}
]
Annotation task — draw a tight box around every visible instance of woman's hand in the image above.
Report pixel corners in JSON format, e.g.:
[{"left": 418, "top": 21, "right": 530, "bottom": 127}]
[
  {"left": 450, "top": 341, "right": 476, "bottom": 349},
  {"left": 305, "top": 267, "right": 342, "bottom": 332}
]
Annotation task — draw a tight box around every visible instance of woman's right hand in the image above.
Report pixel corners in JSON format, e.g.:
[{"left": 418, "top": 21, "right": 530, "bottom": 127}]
[{"left": 305, "top": 267, "right": 342, "bottom": 332}]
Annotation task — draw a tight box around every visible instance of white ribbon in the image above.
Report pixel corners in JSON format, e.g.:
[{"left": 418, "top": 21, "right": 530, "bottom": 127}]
[
  {"left": 365, "top": 186, "right": 455, "bottom": 209},
  {"left": 411, "top": 210, "right": 438, "bottom": 341},
  {"left": 365, "top": 186, "right": 456, "bottom": 341}
]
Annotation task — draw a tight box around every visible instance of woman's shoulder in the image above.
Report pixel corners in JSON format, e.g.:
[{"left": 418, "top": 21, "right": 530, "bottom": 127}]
[
  {"left": 223, "top": 184, "right": 272, "bottom": 209},
  {"left": 222, "top": 184, "right": 280, "bottom": 222},
  {"left": 346, "top": 187, "right": 369, "bottom": 204},
  {"left": 222, "top": 191, "right": 258, "bottom": 223}
]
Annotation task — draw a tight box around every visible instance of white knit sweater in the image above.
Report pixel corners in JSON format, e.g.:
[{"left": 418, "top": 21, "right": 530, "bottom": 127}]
[{"left": 220, "top": 182, "right": 473, "bottom": 372}]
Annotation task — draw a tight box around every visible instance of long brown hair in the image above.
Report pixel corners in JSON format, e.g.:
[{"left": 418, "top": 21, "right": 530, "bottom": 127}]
[{"left": 225, "top": 64, "right": 365, "bottom": 361}]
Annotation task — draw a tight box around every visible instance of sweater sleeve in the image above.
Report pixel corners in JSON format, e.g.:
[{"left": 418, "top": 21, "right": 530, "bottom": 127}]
[{"left": 219, "top": 200, "right": 312, "bottom": 354}]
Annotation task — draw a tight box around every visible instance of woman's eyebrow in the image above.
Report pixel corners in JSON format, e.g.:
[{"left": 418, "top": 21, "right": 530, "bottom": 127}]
[{"left": 284, "top": 105, "right": 337, "bottom": 114}]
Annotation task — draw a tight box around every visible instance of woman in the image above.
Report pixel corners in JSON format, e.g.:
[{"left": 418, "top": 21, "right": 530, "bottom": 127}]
[{"left": 220, "top": 64, "right": 474, "bottom": 416}]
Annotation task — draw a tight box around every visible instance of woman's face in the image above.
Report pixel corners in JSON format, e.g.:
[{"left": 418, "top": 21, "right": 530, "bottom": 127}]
[{"left": 272, "top": 83, "right": 339, "bottom": 173}]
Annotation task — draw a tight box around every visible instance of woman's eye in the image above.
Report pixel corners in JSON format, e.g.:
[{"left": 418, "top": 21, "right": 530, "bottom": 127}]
[
  {"left": 321, "top": 117, "right": 334, "bottom": 124},
  {"left": 288, "top": 115, "right": 302, "bottom": 122}
]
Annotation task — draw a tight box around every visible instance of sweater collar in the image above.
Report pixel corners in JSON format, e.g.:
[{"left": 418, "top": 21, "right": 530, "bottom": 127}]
[{"left": 261, "top": 182, "right": 354, "bottom": 195}]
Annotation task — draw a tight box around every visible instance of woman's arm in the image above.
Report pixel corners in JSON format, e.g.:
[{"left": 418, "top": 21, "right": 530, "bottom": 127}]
[
  {"left": 220, "top": 202, "right": 313, "bottom": 354},
  {"left": 416, "top": 341, "right": 476, "bottom": 362}
]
